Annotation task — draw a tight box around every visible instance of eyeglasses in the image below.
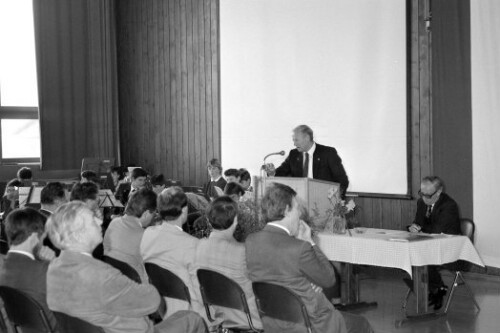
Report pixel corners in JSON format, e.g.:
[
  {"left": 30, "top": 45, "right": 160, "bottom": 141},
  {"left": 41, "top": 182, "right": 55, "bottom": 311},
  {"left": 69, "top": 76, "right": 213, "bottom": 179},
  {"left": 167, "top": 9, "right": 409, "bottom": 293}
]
[{"left": 418, "top": 189, "right": 438, "bottom": 199}]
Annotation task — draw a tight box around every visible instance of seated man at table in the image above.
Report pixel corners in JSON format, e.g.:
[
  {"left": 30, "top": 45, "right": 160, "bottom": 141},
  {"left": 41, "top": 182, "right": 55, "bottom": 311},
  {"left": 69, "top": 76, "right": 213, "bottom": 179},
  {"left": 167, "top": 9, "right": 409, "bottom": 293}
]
[
  {"left": 409, "top": 176, "right": 461, "bottom": 310},
  {"left": 193, "top": 196, "right": 262, "bottom": 330},
  {"left": 0, "top": 208, "right": 58, "bottom": 333},
  {"left": 46, "top": 201, "right": 207, "bottom": 333},
  {"left": 103, "top": 188, "right": 157, "bottom": 283},
  {"left": 203, "top": 159, "right": 227, "bottom": 199},
  {"left": 246, "top": 183, "right": 373, "bottom": 333}
]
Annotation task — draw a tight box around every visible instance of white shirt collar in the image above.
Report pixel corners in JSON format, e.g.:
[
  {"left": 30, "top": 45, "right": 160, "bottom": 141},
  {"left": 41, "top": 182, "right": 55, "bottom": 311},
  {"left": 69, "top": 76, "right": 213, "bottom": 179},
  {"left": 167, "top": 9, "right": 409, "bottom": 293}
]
[
  {"left": 267, "top": 222, "right": 291, "bottom": 236},
  {"left": 8, "top": 250, "right": 35, "bottom": 260},
  {"left": 306, "top": 142, "right": 316, "bottom": 155},
  {"left": 211, "top": 176, "right": 222, "bottom": 182},
  {"left": 79, "top": 252, "right": 93, "bottom": 257}
]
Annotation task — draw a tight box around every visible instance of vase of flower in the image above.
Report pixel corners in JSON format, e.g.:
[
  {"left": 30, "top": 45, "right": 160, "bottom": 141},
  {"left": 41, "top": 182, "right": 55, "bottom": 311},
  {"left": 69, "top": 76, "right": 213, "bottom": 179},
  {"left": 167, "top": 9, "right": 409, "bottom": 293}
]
[{"left": 332, "top": 215, "right": 347, "bottom": 234}]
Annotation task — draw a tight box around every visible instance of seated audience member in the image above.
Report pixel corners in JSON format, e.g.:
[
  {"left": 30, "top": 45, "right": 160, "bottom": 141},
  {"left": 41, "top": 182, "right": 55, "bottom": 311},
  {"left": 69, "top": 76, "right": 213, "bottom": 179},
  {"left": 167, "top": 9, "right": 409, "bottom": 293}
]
[
  {"left": 70, "top": 182, "right": 101, "bottom": 218},
  {"left": 45, "top": 201, "right": 207, "bottom": 333},
  {"left": 0, "top": 208, "right": 57, "bottom": 333},
  {"left": 81, "top": 170, "right": 100, "bottom": 185},
  {"left": 108, "top": 166, "right": 127, "bottom": 193},
  {"left": 203, "top": 159, "right": 227, "bottom": 199},
  {"left": 141, "top": 187, "right": 208, "bottom": 323},
  {"left": 246, "top": 183, "right": 373, "bottom": 333},
  {"left": 238, "top": 169, "right": 252, "bottom": 192},
  {"left": 151, "top": 174, "right": 168, "bottom": 195},
  {"left": 17, "top": 167, "right": 33, "bottom": 186},
  {"left": 103, "top": 189, "right": 157, "bottom": 283},
  {"left": 193, "top": 197, "right": 262, "bottom": 330},
  {"left": 115, "top": 167, "right": 148, "bottom": 205},
  {"left": 1, "top": 179, "right": 22, "bottom": 219},
  {"left": 408, "top": 176, "right": 461, "bottom": 310},
  {"left": 223, "top": 169, "right": 240, "bottom": 184},
  {"left": 224, "top": 182, "right": 245, "bottom": 202},
  {"left": 40, "top": 182, "right": 68, "bottom": 218},
  {"left": 232, "top": 200, "right": 266, "bottom": 243}
]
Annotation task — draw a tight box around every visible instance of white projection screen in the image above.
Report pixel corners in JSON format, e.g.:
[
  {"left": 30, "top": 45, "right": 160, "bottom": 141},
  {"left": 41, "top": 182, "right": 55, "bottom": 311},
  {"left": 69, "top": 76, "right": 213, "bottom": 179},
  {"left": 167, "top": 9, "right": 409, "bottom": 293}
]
[{"left": 220, "top": 0, "right": 408, "bottom": 195}]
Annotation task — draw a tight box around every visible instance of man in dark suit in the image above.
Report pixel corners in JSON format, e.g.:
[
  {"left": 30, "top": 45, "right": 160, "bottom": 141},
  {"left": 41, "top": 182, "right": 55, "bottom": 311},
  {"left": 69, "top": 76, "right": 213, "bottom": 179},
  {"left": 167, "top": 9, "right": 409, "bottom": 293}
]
[
  {"left": 409, "top": 176, "right": 461, "bottom": 310},
  {"left": 202, "top": 159, "right": 227, "bottom": 199},
  {"left": 267, "top": 125, "right": 349, "bottom": 196},
  {"left": 115, "top": 167, "right": 148, "bottom": 205},
  {"left": 246, "top": 183, "right": 373, "bottom": 333},
  {"left": 0, "top": 208, "right": 58, "bottom": 333}
]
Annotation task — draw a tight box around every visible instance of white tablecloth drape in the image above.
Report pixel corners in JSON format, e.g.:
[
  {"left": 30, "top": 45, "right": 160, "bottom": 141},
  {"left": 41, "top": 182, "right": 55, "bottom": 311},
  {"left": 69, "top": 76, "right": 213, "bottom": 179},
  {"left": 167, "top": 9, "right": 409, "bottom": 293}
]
[{"left": 316, "top": 228, "right": 484, "bottom": 277}]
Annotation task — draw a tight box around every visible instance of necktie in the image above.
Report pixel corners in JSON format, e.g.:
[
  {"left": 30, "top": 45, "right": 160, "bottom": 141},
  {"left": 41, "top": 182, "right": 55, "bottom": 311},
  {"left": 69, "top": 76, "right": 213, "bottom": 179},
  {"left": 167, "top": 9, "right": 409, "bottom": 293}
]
[
  {"left": 425, "top": 205, "right": 432, "bottom": 218},
  {"left": 303, "top": 152, "right": 309, "bottom": 177}
]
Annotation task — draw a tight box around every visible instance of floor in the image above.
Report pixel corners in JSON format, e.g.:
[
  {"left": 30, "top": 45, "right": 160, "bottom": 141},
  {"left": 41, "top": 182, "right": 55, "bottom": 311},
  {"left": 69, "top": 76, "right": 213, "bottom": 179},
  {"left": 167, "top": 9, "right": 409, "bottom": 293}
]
[{"left": 350, "top": 268, "right": 500, "bottom": 333}]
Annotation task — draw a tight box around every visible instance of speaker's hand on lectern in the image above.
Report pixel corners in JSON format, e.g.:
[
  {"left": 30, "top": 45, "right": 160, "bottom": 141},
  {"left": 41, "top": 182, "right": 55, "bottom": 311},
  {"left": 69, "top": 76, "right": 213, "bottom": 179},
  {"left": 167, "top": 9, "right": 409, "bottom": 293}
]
[{"left": 262, "top": 163, "right": 276, "bottom": 176}]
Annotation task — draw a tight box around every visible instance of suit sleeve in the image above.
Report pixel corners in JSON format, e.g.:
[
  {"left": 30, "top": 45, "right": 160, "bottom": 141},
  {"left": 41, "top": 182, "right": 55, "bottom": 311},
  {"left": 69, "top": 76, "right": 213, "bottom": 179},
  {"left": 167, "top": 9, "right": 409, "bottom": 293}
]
[
  {"left": 275, "top": 153, "right": 293, "bottom": 177},
  {"left": 326, "top": 148, "right": 349, "bottom": 193},
  {"left": 298, "top": 242, "right": 336, "bottom": 288},
  {"left": 101, "top": 266, "right": 161, "bottom": 317}
]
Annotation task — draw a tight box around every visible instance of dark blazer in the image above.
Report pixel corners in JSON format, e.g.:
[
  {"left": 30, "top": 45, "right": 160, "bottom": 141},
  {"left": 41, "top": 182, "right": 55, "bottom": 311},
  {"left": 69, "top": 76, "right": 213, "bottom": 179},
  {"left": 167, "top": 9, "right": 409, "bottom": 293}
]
[
  {"left": 0, "top": 252, "right": 58, "bottom": 333},
  {"left": 203, "top": 177, "right": 227, "bottom": 199},
  {"left": 414, "top": 193, "right": 461, "bottom": 235},
  {"left": 275, "top": 143, "right": 349, "bottom": 194},
  {"left": 245, "top": 225, "right": 347, "bottom": 333}
]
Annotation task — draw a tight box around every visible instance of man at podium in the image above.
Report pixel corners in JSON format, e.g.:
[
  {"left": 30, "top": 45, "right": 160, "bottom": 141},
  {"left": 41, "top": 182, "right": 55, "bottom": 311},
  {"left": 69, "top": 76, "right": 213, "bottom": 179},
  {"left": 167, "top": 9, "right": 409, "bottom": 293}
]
[{"left": 266, "top": 125, "right": 349, "bottom": 196}]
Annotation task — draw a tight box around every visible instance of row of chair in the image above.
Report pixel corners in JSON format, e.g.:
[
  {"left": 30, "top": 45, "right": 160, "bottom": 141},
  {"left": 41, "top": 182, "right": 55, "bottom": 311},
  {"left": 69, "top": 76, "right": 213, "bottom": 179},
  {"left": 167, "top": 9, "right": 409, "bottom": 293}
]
[{"left": 0, "top": 257, "right": 314, "bottom": 333}]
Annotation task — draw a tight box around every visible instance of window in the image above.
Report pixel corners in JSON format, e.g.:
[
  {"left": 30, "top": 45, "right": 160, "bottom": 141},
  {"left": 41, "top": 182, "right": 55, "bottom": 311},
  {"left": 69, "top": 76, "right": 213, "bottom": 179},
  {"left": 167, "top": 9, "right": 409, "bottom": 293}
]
[{"left": 0, "top": 0, "right": 41, "bottom": 164}]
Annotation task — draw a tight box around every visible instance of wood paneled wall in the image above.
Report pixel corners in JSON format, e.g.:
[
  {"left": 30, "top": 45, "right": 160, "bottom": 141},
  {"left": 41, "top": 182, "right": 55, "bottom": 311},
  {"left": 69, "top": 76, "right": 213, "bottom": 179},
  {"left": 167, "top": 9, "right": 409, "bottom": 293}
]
[
  {"left": 33, "top": 0, "right": 119, "bottom": 170},
  {"left": 116, "top": 0, "right": 220, "bottom": 186}
]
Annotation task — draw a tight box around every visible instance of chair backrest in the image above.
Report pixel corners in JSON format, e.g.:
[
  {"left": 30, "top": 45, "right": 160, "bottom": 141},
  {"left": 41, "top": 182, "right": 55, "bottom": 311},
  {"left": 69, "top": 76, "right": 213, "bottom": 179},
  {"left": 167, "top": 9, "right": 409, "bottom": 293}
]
[
  {"left": 0, "top": 286, "right": 55, "bottom": 332},
  {"left": 252, "top": 282, "right": 312, "bottom": 332},
  {"left": 197, "top": 269, "right": 258, "bottom": 330},
  {"left": 53, "top": 311, "right": 104, "bottom": 333},
  {"left": 103, "top": 256, "right": 142, "bottom": 284},
  {"left": 460, "top": 218, "right": 475, "bottom": 242},
  {"left": 144, "top": 263, "right": 191, "bottom": 304}
]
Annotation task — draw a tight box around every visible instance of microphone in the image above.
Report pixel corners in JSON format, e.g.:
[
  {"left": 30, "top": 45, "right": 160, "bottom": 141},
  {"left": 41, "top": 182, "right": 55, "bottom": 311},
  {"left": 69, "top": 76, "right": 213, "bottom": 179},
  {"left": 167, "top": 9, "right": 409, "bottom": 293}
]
[{"left": 263, "top": 150, "right": 285, "bottom": 162}]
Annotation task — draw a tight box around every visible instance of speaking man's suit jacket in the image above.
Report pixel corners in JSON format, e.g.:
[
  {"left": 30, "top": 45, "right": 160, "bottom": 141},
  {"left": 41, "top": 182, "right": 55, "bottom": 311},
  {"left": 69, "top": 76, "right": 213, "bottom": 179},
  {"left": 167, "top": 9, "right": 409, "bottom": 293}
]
[
  {"left": 104, "top": 214, "right": 149, "bottom": 283},
  {"left": 414, "top": 193, "right": 461, "bottom": 235},
  {"left": 245, "top": 225, "right": 347, "bottom": 333},
  {"left": 0, "top": 252, "right": 58, "bottom": 333},
  {"left": 275, "top": 143, "right": 349, "bottom": 194}
]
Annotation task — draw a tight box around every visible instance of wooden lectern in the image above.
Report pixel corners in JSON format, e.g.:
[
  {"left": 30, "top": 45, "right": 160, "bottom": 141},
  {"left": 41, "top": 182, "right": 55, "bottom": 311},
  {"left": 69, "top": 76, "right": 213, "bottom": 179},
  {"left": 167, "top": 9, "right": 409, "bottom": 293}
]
[{"left": 253, "top": 176, "right": 340, "bottom": 219}]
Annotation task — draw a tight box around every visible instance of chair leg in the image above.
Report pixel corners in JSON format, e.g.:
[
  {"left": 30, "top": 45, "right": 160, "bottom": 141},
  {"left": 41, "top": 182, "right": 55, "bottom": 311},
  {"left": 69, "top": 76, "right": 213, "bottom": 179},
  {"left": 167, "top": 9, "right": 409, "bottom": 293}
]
[
  {"left": 443, "top": 272, "right": 460, "bottom": 314},
  {"left": 458, "top": 272, "right": 481, "bottom": 312},
  {"left": 402, "top": 288, "right": 412, "bottom": 315}
]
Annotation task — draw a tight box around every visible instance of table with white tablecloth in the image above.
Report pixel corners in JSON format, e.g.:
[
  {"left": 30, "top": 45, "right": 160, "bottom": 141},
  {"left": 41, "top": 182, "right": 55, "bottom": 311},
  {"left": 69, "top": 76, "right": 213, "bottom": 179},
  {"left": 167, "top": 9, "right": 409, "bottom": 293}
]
[{"left": 316, "top": 228, "right": 484, "bottom": 315}]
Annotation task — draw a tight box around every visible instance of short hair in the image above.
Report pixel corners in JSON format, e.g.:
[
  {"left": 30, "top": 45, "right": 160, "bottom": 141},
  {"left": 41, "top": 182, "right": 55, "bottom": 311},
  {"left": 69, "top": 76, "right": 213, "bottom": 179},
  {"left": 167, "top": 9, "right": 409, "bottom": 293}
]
[
  {"left": 110, "top": 166, "right": 126, "bottom": 180},
  {"left": 5, "top": 208, "right": 45, "bottom": 246},
  {"left": 207, "top": 158, "right": 222, "bottom": 172},
  {"left": 224, "top": 168, "right": 240, "bottom": 178},
  {"left": 41, "top": 182, "right": 66, "bottom": 205},
  {"left": 125, "top": 189, "right": 157, "bottom": 217},
  {"left": 70, "top": 182, "right": 98, "bottom": 202},
  {"left": 293, "top": 125, "right": 314, "bottom": 141},
  {"left": 17, "top": 167, "right": 32, "bottom": 181},
  {"left": 224, "top": 182, "right": 245, "bottom": 197},
  {"left": 81, "top": 170, "right": 99, "bottom": 184},
  {"left": 151, "top": 174, "right": 167, "bottom": 186},
  {"left": 238, "top": 169, "right": 251, "bottom": 182},
  {"left": 46, "top": 201, "right": 95, "bottom": 250},
  {"left": 131, "top": 167, "right": 148, "bottom": 180},
  {"left": 157, "top": 186, "right": 188, "bottom": 221},
  {"left": 261, "top": 183, "right": 297, "bottom": 223},
  {"left": 207, "top": 196, "right": 238, "bottom": 230},
  {"left": 422, "top": 176, "right": 444, "bottom": 190}
]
